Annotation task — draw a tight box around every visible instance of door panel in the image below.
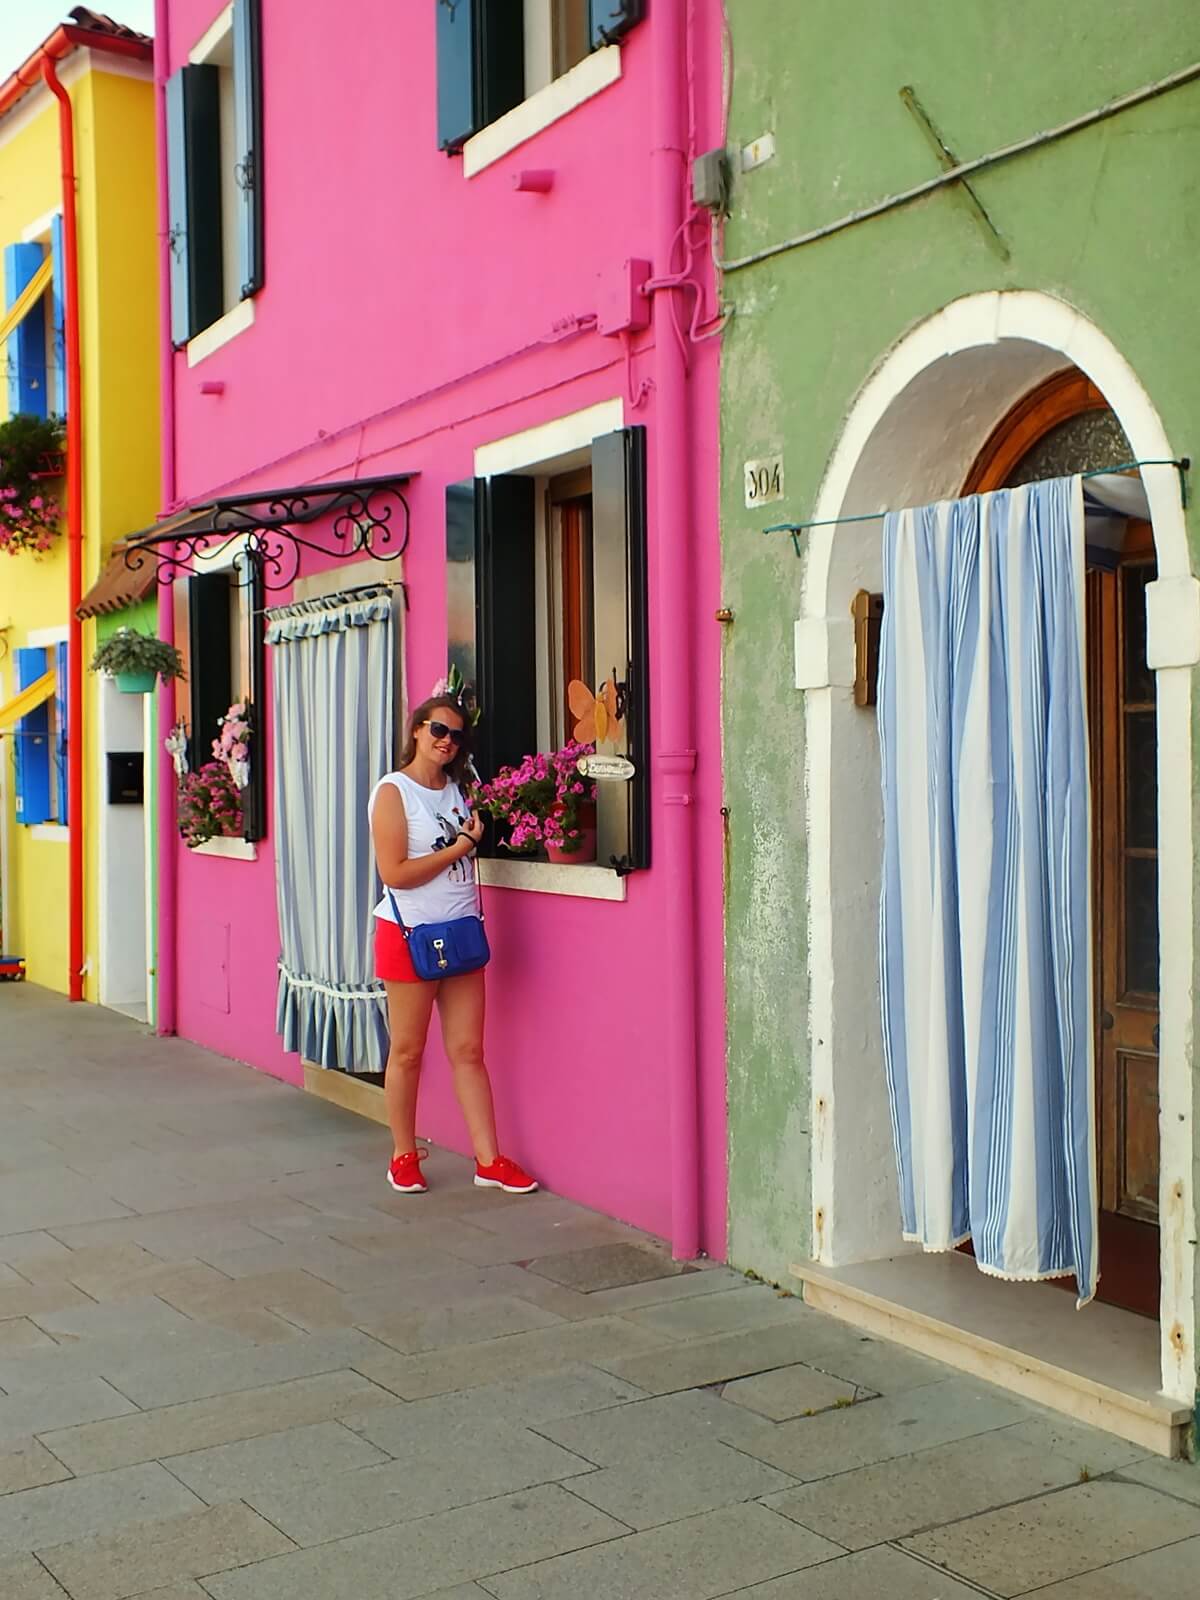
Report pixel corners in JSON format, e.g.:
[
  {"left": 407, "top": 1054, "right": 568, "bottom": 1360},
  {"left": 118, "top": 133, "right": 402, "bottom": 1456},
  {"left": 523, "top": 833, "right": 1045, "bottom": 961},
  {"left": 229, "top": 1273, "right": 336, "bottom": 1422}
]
[{"left": 1089, "top": 534, "right": 1160, "bottom": 1319}]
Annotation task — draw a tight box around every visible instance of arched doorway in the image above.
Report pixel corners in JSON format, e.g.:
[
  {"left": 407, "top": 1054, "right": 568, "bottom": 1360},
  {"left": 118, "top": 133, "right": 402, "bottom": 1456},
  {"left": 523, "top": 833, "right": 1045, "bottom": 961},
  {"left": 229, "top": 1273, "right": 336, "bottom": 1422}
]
[
  {"left": 966, "top": 370, "right": 1159, "bottom": 1320},
  {"left": 799, "top": 292, "right": 1197, "bottom": 1411}
]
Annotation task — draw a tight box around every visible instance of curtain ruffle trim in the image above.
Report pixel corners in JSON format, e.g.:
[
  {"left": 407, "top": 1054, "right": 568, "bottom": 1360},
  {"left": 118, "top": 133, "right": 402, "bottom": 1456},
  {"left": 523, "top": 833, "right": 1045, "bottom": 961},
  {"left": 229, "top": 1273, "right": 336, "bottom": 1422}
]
[
  {"left": 265, "top": 587, "right": 392, "bottom": 643},
  {"left": 276, "top": 962, "right": 389, "bottom": 1074}
]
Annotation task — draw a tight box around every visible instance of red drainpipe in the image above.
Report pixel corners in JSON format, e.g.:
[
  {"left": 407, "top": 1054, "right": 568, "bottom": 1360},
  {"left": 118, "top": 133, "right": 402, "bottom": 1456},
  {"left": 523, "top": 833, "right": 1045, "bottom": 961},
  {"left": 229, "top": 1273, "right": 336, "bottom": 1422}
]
[{"left": 40, "top": 57, "right": 85, "bottom": 1003}]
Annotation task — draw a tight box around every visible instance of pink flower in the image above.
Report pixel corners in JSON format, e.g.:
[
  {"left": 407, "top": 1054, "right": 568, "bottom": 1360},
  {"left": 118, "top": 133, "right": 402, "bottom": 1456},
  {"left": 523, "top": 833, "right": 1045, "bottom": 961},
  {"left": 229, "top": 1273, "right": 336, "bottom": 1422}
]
[{"left": 29, "top": 495, "right": 43, "bottom": 511}]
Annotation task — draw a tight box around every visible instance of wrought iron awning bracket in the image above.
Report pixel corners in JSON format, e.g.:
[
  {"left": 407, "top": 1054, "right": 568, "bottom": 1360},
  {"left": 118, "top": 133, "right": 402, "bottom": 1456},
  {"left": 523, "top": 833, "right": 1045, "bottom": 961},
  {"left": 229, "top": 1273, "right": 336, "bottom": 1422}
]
[{"left": 121, "top": 473, "right": 415, "bottom": 592}]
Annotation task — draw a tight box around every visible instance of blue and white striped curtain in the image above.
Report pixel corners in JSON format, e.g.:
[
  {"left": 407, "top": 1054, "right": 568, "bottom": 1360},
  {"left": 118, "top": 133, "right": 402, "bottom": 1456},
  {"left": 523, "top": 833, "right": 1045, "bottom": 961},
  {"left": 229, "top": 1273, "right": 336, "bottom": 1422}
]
[
  {"left": 266, "top": 585, "right": 396, "bottom": 1073},
  {"left": 877, "top": 477, "right": 1098, "bottom": 1304}
]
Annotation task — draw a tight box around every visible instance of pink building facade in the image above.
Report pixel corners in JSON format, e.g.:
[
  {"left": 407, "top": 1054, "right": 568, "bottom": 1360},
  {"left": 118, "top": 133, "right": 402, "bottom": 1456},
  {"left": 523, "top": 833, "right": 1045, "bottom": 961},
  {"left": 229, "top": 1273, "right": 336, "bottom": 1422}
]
[{"left": 146, "top": 1, "right": 727, "bottom": 1257}]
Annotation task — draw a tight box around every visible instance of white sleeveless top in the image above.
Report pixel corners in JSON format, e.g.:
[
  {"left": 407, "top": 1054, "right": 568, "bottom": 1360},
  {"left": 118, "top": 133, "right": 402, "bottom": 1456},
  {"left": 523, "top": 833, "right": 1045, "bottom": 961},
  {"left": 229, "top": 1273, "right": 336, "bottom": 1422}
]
[{"left": 369, "top": 771, "right": 478, "bottom": 927}]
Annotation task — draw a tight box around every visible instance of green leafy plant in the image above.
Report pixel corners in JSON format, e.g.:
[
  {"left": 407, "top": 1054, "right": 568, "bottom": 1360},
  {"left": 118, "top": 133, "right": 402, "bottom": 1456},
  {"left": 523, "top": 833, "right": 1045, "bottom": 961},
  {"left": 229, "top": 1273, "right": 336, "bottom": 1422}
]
[
  {"left": 90, "top": 627, "right": 185, "bottom": 683},
  {"left": 0, "top": 413, "right": 65, "bottom": 557}
]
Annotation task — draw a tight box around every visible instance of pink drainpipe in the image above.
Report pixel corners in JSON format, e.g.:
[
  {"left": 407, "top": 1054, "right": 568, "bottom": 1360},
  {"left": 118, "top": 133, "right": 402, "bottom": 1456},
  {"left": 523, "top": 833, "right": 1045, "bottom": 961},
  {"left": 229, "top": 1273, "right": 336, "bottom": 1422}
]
[
  {"left": 651, "top": 3, "right": 700, "bottom": 1258},
  {"left": 153, "top": 0, "right": 177, "bottom": 1036}
]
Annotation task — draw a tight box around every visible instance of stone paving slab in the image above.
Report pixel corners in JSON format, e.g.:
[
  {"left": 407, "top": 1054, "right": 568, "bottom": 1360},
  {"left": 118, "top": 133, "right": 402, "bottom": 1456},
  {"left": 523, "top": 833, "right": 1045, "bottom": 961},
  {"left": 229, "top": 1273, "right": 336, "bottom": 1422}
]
[
  {"left": 902, "top": 1479, "right": 1200, "bottom": 1595},
  {"left": 532, "top": 1387, "right": 776, "bottom": 1464},
  {"left": 721, "top": 1363, "right": 866, "bottom": 1419},
  {"left": 0, "top": 1379, "right": 139, "bottom": 1446},
  {"left": 482, "top": 1501, "right": 842, "bottom": 1600},
  {"left": 525, "top": 1242, "right": 691, "bottom": 1293},
  {"left": 161, "top": 1419, "right": 389, "bottom": 1504},
  {"left": 244, "top": 1424, "right": 596, "bottom": 1545},
  {"left": 0, "top": 1438, "right": 73, "bottom": 1496},
  {"left": 564, "top": 1439, "right": 797, "bottom": 1529},
  {"left": 728, "top": 1545, "right": 988, "bottom": 1599},
  {"left": 36, "top": 1503, "right": 294, "bottom": 1600},
  {"left": 620, "top": 1285, "right": 809, "bottom": 1341},
  {"left": 1029, "top": 1534, "right": 1200, "bottom": 1597},
  {"left": 0, "top": 1463, "right": 203, "bottom": 1556},
  {"left": 764, "top": 1428, "right": 1097, "bottom": 1549},
  {"left": 199, "top": 1483, "right": 627, "bottom": 1600},
  {"left": 736, "top": 1377, "right": 1029, "bottom": 1480},
  {"left": 0, "top": 1552, "right": 70, "bottom": 1599},
  {"left": 40, "top": 1371, "right": 396, "bottom": 1475},
  {"left": 0, "top": 1318, "right": 57, "bottom": 1355}
]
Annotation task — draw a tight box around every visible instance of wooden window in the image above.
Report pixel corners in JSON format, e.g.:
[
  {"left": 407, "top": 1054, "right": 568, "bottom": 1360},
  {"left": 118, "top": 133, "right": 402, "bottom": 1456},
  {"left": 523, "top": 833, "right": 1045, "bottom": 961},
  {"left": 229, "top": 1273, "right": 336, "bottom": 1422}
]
[
  {"left": 167, "top": 0, "right": 264, "bottom": 345},
  {"left": 173, "top": 562, "right": 266, "bottom": 842},
  {"left": 445, "top": 425, "right": 650, "bottom": 870},
  {"left": 436, "top": 0, "right": 643, "bottom": 151}
]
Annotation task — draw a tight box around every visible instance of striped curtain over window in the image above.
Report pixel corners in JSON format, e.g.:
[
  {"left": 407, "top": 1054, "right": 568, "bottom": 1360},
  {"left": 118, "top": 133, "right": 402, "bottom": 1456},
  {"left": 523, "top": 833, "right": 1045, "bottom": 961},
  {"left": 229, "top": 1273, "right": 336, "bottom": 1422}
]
[{"left": 877, "top": 477, "right": 1098, "bottom": 1304}]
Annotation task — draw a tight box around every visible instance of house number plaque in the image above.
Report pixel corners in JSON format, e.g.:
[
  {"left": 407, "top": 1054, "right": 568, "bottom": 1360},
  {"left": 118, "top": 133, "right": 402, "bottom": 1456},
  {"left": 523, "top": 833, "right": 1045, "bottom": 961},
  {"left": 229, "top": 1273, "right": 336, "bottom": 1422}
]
[
  {"left": 744, "top": 455, "right": 784, "bottom": 508},
  {"left": 577, "top": 754, "right": 636, "bottom": 782}
]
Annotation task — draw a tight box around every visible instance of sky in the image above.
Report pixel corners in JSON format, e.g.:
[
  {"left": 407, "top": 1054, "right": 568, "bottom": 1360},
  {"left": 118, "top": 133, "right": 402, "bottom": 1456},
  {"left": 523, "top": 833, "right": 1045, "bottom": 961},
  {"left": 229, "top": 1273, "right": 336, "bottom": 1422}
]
[{"left": 0, "top": 2, "right": 155, "bottom": 72}]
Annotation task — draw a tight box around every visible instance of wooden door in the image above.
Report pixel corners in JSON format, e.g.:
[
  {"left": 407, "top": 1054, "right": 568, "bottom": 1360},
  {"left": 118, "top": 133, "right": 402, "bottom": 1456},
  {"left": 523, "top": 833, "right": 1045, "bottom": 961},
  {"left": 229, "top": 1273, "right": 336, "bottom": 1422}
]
[{"left": 1086, "top": 525, "right": 1160, "bottom": 1319}]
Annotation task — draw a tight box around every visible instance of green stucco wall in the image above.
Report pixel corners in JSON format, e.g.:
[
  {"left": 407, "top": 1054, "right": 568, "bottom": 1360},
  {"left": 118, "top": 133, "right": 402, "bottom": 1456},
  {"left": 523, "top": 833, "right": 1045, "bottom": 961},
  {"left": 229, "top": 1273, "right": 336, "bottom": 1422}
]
[{"left": 720, "top": 2, "right": 1200, "bottom": 1287}]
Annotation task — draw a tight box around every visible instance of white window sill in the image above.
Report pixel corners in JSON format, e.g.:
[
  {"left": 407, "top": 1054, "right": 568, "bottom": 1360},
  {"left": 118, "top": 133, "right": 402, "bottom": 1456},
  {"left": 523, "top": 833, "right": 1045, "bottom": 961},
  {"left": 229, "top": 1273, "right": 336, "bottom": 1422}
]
[
  {"left": 189, "top": 836, "right": 257, "bottom": 861},
  {"left": 463, "top": 45, "right": 622, "bottom": 178},
  {"left": 29, "top": 823, "right": 68, "bottom": 842},
  {"left": 478, "top": 856, "right": 627, "bottom": 901},
  {"left": 187, "top": 296, "right": 255, "bottom": 366}
]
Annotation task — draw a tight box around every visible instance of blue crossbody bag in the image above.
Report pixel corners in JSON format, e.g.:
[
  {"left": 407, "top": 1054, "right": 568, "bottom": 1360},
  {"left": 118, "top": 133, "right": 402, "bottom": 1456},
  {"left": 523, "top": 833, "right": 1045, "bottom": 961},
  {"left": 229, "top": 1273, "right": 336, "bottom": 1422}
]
[{"left": 385, "top": 860, "right": 490, "bottom": 981}]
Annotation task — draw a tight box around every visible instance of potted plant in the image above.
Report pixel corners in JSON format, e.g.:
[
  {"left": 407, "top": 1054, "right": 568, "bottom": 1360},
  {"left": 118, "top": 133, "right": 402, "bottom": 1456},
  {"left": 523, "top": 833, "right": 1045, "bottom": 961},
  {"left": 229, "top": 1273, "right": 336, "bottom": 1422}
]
[
  {"left": 474, "top": 740, "right": 598, "bottom": 863},
  {"left": 90, "top": 627, "right": 186, "bottom": 695},
  {"left": 177, "top": 761, "right": 244, "bottom": 847},
  {"left": 0, "top": 413, "right": 65, "bottom": 558}
]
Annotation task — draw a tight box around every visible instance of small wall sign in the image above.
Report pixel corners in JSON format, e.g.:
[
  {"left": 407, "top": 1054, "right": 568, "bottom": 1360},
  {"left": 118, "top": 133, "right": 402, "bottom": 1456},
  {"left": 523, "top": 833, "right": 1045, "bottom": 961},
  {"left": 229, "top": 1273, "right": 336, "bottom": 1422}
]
[
  {"left": 577, "top": 754, "right": 636, "bottom": 782},
  {"left": 744, "top": 455, "right": 784, "bottom": 509}
]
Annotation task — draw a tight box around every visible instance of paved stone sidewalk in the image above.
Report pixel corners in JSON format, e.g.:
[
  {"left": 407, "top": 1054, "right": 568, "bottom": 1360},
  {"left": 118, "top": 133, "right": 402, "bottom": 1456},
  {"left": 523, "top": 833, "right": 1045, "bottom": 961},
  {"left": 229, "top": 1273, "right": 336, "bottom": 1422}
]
[{"left": 1, "top": 986, "right": 1198, "bottom": 1599}]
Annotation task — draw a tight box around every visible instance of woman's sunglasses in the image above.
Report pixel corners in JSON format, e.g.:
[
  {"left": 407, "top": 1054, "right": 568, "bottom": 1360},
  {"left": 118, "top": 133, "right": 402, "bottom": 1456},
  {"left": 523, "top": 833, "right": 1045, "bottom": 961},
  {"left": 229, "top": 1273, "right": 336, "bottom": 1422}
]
[{"left": 424, "top": 720, "right": 466, "bottom": 747}]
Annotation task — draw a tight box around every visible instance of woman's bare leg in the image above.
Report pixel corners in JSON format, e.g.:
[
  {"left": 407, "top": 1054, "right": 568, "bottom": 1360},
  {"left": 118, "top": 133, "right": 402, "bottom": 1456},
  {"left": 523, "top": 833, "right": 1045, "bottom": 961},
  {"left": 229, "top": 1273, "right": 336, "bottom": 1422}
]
[
  {"left": 383, "top": 979, "right": 438, "bottom": 1157},
  {"left": 436, "top": 970, "right": 499, "bottom": 1165}
]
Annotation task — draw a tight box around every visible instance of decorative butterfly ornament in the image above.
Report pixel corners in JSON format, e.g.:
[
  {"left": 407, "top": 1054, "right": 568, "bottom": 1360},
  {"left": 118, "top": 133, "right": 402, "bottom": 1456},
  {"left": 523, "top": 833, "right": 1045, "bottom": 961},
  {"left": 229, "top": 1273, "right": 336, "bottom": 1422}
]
[{"left": 568, "top": 678, "right": 623, "bottom": 745}]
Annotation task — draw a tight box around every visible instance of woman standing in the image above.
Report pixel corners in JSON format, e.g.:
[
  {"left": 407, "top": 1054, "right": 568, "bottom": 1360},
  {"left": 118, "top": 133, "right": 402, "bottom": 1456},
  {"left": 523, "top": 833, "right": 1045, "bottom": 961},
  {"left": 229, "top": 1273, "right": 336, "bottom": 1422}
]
[{"left": 369, "top": 694, "right": 538, "bottom": 1196}]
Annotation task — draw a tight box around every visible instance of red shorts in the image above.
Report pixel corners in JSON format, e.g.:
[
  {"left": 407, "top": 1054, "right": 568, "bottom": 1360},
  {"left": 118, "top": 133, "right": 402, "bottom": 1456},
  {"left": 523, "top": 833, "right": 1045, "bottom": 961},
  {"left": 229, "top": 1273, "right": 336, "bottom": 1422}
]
[{"left": 374, "top": 917, "right": 421, "bottom": 983}]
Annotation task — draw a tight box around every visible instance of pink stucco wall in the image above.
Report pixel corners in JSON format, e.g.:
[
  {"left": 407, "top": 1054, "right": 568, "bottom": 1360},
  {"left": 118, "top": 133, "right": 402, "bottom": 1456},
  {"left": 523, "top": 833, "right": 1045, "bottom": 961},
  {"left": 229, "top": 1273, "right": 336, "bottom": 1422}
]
[{"left": 164, "top": 1, "right": 727, "bottom": 1255}]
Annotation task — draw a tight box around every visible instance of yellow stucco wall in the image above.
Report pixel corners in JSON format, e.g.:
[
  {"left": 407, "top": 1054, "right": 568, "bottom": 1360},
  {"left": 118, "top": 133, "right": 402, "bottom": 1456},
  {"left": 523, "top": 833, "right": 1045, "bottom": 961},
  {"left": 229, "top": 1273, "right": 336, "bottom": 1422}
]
[{"left": 0, "top": 55, "right": 159, "bottom": 1000}]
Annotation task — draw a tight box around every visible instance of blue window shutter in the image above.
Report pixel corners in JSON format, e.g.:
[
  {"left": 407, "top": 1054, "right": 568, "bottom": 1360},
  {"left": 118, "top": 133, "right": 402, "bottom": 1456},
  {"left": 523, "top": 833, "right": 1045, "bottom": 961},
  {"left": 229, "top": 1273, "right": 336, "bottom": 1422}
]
[
  {"left": 436, "top": 0, "right": 479, "bottom": 150},
  {"left": 232, "top": 0, "right": 264, "bottom": 298},
  {"left": 4, "top": 243, "right": 48, "bottom": 419},
  {"left": 49, "top": 215, "right": 66, "bottom": 417},
  {"left": 55, "top": 641, "right": 68, "bottom": 825},
  {"left": 14, "top": 647, "right": 52, "bottom": 826},
  {"left": 165, "top": 69, "right": 192, "bottom": 345},
  {"left": 589, "top": 0, "right": 643, "bottom": 48}
]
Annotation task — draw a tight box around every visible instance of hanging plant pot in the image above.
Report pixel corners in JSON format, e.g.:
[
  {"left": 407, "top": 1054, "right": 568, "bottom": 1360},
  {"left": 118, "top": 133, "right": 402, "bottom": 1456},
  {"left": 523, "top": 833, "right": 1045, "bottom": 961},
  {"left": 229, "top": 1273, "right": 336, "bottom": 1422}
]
[{"left": 114, "top": 669, "right": 157, "bottom": 695}]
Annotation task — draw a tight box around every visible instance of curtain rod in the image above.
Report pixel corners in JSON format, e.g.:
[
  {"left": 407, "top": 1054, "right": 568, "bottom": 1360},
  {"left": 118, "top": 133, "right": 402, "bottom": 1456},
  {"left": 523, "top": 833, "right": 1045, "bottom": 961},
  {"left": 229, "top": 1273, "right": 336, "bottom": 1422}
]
[{"left": 763, "top": 458, "right": 1191, "bottom": 556}]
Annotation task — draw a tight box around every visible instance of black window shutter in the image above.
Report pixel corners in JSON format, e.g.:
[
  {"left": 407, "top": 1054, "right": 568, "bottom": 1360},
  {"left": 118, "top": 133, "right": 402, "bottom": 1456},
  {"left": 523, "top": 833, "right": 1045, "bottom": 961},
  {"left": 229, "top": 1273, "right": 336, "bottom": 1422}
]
[
  {"left": 176, "top": 63, "right": 224, "bottom": 338},
  {"left": 232, "top": 0, "right": 264, "bottom": 299},
  {"left": 437, "top": 0, "right": 524, "bottom": 151},
  {"left": 165, "top": 70, "right": 192, "bottom": 345},
  {"left": 589, "top": 0, "right": 644, "bottom": 49},
  {"left": 476, "top": 474, "right": 538, "bottom": 783},
  {"left": 242, "top": 560, "right": 267, "bottom": 841},
  {"left": 188, "top": 571, "right": 233, "bottom": 772},
  {"left": 591, "top": 425, "right": 650, "bottom": 870}
]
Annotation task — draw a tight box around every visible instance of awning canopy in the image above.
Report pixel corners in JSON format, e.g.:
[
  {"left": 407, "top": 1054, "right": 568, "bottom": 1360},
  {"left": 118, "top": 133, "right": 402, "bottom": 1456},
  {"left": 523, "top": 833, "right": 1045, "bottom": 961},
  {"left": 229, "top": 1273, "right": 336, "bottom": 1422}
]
[
  {"left": 0, "top": 669, "right": 54, "bottom": 735},
  {"left": 118, "top": 474, "right": 415, "bottom": 593},
  {"left": 76, "top": 540, "right": 158, "bottom": 619}
]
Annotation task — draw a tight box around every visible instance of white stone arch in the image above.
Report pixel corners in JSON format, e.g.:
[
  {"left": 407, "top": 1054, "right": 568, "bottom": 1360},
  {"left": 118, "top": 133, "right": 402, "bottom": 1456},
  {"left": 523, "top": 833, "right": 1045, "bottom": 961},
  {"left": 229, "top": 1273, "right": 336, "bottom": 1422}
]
[{"left": 797, "top": 290, "right": 1198, "bottom": 1403}]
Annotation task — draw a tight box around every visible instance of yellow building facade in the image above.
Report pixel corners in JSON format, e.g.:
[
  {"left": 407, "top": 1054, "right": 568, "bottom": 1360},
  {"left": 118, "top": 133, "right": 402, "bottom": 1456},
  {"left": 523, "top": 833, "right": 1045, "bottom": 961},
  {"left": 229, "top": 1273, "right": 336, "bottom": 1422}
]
[{"left": 0, "top": 19, "right": 159, "bottom": 1009}]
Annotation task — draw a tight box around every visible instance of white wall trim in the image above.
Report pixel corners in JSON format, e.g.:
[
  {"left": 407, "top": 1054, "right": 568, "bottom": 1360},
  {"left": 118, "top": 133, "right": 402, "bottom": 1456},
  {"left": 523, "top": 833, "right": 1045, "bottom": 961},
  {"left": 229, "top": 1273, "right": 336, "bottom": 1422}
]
[
  {"left": 189, "top": 4, "right": 234, "bottom": 65},
  {"left": 30, "top": 824, "right": 68, "bottom": 843},
  {"left": 190, "top": 836, "right": 257, "bottom": 861},
  {"left": 475, "top": 398, "right": 624, "bottom": 477},
  {"left": 25, "top": 625, "right": 69, "bottom": 648},
  {"left": 21, "top": 208, "right": 59, "bottom": 245},
  {"left": 800, "top": 290, "right": 1195, "bottom": 1403},
  {"left": 186, "top": 296, "right": 255, "bottom": 366},
  {"left": 463, "top": 45, "right": 622, "bottom": 178},
  {"left": 478, "top": 857, "right": 627, "bottom": 900}
]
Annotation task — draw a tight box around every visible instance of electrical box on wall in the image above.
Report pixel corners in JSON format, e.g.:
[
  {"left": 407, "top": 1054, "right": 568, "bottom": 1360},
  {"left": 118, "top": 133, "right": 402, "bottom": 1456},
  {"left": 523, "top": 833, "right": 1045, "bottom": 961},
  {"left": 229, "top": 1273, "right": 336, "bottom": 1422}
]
[
  {"left": 597, "top": 258, "right": 652, "bottom": 337},
  {"left": 106, "top": 752, "right": 144, "bottom": 805}
]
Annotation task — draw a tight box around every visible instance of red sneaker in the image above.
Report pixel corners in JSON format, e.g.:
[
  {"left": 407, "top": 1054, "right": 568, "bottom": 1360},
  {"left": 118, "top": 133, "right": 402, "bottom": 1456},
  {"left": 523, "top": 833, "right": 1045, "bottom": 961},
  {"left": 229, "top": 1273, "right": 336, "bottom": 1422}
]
[
  {"left": 474, "top": 1155, "right": 538, "bottom": 1194},
  {"left": 387, "top": 1149, "right": 428, "bottom": 1194}
]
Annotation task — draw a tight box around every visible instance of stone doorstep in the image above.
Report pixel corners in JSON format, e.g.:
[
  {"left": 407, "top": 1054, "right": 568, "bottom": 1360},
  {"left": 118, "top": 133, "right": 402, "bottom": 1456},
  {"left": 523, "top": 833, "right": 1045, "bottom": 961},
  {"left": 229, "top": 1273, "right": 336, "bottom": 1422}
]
[{"left": 791, "top": 1252, "right": 1191, "bottom": 1459}]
